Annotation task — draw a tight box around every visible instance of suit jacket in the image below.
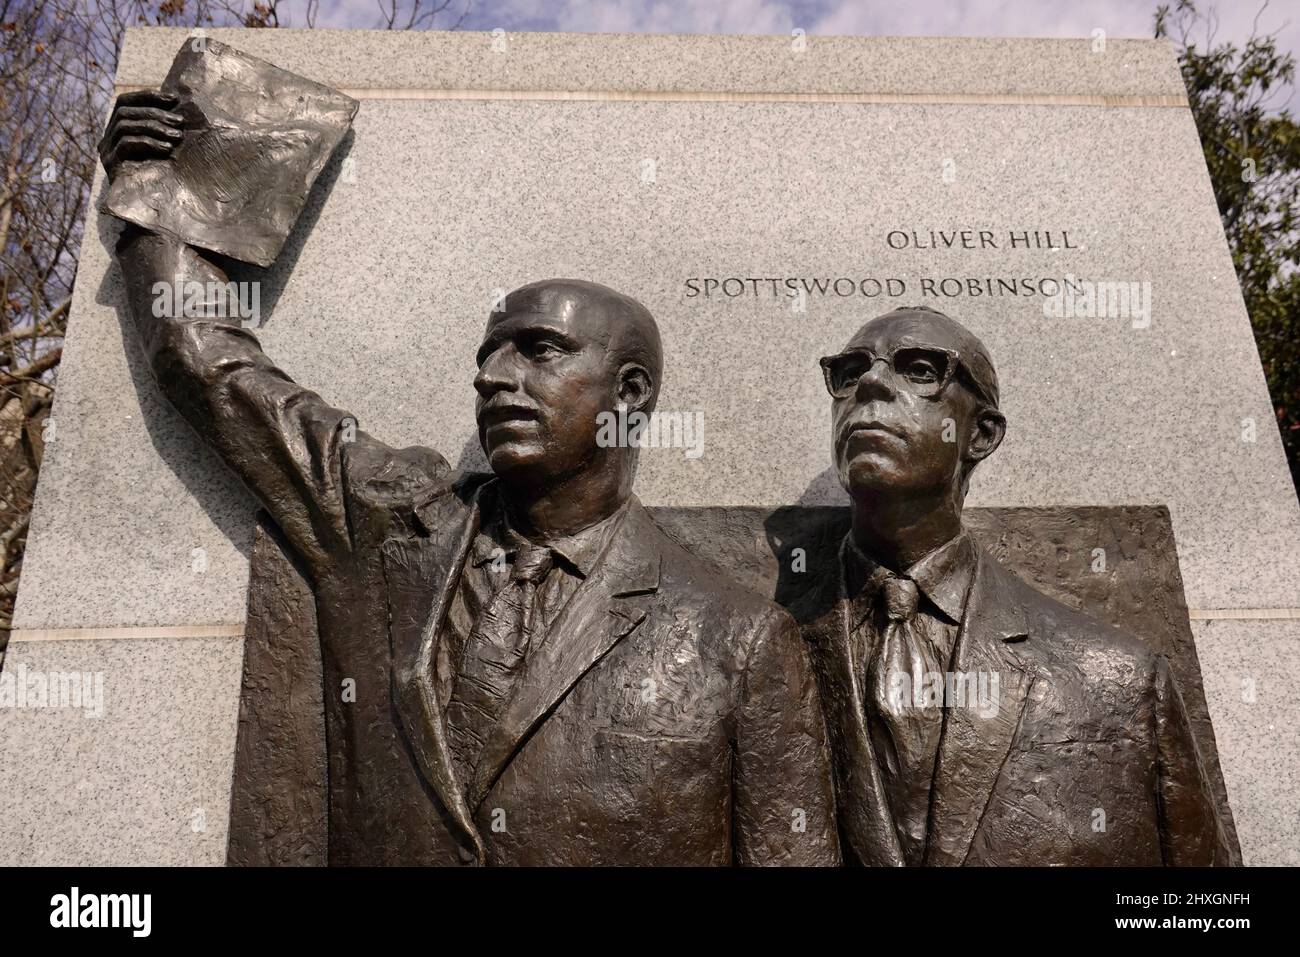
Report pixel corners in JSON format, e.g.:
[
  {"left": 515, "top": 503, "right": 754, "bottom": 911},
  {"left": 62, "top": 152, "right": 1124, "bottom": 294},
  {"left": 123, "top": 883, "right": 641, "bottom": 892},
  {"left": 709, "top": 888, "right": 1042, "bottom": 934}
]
[
  {"left": 787, "top": 537, "right": 1234, "bottom": 866},
  {"left": 141, "top": 296, "right": 839, "bottom": 866}
]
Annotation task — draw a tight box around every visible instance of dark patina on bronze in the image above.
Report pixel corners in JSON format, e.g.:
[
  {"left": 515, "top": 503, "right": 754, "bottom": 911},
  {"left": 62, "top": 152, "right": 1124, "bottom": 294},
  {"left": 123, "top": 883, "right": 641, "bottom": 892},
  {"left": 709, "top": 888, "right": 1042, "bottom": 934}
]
[{"left": 101, "top": 44, "right": 838, "bottom": 867}]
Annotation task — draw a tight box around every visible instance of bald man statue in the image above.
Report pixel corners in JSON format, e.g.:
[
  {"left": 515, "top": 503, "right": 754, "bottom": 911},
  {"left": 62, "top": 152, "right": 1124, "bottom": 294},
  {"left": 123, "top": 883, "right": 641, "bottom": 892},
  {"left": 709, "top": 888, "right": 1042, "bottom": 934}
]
[
  {"left": 788, "top": 305, "right": 1234, "bottom": 866},
  {"left": 102, "top": 93, "right": 839, "bottom": 866}
]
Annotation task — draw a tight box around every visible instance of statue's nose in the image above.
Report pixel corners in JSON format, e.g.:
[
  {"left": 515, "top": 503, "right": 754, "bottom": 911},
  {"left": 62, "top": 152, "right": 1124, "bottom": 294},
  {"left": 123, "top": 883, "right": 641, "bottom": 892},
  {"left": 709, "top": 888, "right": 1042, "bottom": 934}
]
[
  {"left": 474, "top": 346, "right": 521, "bottom": 398},
  {"left": 853, "top": 356, "right": 896, "bottom": 401}
]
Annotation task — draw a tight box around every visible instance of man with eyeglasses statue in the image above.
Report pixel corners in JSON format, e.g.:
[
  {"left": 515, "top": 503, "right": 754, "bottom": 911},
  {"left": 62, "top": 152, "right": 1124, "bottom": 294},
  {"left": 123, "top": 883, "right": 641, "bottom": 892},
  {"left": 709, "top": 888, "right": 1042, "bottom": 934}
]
[{"left": 789, "top": 304, "right": 1234, "bottom": 867}]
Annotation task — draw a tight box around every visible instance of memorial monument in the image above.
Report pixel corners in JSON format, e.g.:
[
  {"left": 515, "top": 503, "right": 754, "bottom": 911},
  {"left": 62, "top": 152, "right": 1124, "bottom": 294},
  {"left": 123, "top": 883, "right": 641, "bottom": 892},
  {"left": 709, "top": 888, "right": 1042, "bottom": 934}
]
[{"left": 1, "top": 28, "right": 1295, "bottom": 867}]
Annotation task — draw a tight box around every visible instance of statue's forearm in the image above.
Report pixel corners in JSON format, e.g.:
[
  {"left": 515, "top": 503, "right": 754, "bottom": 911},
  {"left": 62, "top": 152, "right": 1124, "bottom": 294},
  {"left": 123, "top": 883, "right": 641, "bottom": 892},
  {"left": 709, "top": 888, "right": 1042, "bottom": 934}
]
[
  {"left": 113, "top": 221, "right": 270, "bottom": 438},
  {"left": 115, "top": 223, "right": 233, "bottom": 361},
  {"left": 113, "top": 221, "right": 359, "bottom": 568}
]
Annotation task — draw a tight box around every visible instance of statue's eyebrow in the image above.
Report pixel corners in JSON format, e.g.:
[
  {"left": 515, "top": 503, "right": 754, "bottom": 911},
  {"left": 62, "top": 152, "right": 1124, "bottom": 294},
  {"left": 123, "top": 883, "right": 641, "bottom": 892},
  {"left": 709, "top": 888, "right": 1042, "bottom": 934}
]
[
  {"left": 476, "top": 320, "right": 580, "bottom": 365},
  {"left": 476, "top": 330, "right": 502, "bottom": 366}
]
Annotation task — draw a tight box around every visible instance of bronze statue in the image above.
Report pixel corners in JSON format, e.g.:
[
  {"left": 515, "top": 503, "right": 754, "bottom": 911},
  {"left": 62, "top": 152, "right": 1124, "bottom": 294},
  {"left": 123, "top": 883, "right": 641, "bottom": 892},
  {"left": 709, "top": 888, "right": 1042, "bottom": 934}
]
[
  {"left": 787, "top": 305, "right": 1235, "bottom": 865},
  {"left": 99, "top": 46, "right": 839, "bottom": 866},
  {"left": 95, "top": 40, "right": 1235, "bottom": 870}
]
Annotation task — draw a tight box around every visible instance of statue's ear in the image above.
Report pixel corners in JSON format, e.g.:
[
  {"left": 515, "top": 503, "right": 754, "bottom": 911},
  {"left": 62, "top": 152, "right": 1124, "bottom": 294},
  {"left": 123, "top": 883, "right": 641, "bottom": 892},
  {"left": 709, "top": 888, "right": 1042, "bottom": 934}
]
[
  {"left": 617, "top": 362, "right": 655, "bottom": 415},
  {"left": 966, "top": 407, "right": 1006, "bottom": 464}
]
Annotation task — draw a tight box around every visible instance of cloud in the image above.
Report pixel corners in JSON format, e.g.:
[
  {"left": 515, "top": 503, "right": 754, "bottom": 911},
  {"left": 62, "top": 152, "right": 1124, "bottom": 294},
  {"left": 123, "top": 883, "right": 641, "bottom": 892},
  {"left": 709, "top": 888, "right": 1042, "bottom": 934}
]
[{"left": 462, "top": 0, "right": 798, "bottom": 34}]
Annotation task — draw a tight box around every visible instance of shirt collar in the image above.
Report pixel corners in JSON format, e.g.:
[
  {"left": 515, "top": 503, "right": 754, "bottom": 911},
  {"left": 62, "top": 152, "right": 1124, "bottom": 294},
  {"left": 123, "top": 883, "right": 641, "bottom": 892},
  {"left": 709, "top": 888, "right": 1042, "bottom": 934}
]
[
  {"left": 842, "top": 530, "right": 977, "bottom": 625},
  {"left": 470, "top": 500, "right": 629, "bottom": 579}
]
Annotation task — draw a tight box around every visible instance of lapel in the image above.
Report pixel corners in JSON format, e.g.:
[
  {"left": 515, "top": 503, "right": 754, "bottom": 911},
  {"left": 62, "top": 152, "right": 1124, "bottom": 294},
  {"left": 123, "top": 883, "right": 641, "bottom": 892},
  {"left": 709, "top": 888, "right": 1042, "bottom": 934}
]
[
  {"left": 467, "top": 497, "right": 662, "bottom": 811},
  {"left": 382, "top": 477, "right": 488, "bottom": 863},
  {"left": 924, "top": 548, "right": 1035, "bottom": 866},
  {"left": 801, "top": 552, "right": 905, "bottom": 867}
]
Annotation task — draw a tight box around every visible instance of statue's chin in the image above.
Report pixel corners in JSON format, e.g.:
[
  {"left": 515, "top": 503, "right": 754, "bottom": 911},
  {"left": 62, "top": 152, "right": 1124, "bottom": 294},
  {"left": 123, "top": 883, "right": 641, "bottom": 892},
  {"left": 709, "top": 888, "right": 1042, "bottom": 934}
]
[
  {"left": 486, "top": 443, "right": 547, "bottom": 481},
  {"left": 840, "top": 455, "right": 900, "bottom": 497}
]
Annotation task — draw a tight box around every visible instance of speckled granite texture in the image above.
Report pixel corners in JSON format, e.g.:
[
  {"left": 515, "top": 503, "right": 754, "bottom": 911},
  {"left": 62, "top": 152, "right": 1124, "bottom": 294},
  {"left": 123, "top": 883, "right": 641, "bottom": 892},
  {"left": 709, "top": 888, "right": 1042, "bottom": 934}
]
[
  {"left": 0, "top": 635, "right": 243, "bottom": 865},
  {"left": 1193, "top": 618, "right": 1300, "bottom": 866},
  {"left": 115, "top": 29, "right": 1187, "bottom": 97}
]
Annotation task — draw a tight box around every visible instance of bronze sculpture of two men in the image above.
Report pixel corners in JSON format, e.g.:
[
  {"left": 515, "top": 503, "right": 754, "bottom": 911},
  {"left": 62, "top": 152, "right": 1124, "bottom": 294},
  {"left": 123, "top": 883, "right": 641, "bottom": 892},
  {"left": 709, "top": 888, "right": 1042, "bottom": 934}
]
[{"left": 96, "top": 45, "right": 1233, "bottom": 867}]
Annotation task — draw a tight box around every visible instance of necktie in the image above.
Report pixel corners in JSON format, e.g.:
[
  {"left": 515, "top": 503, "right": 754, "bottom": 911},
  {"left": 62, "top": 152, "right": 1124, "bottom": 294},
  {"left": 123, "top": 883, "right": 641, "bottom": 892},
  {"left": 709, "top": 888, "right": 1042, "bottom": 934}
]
[
  {"left": 446, "top": 542, "right": 554, "bottom": 780},
  {"left": 868, "top": 573, "right": 920, "bottom": 721},
  {"left": 866, "top": 573, "right": 937, "bottom": 865}
]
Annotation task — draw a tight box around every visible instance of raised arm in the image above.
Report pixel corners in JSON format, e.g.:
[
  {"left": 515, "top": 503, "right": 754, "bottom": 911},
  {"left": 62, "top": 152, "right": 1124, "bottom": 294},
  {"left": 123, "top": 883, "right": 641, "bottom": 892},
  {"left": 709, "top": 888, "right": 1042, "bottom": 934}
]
[{"left": 102, "top": 90, "right": 392, "bottom": 571}]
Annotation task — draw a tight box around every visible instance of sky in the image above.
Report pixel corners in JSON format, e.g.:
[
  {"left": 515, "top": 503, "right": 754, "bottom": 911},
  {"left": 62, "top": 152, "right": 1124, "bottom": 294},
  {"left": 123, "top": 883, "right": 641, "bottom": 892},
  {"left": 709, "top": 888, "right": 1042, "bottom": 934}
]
[{"left": 302, "top": 0, "right": 1299, "bottom": 111}]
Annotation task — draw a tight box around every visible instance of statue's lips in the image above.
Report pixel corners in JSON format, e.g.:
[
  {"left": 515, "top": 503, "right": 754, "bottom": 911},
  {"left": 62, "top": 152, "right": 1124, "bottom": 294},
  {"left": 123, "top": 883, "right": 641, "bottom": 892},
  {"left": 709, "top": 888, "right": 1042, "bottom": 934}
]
[
  {"left": 839, "top": 420, "right": 906, "bottom": 446},
  {"left": 479, "top": 404, "right": 541, "bottom": 433}
]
